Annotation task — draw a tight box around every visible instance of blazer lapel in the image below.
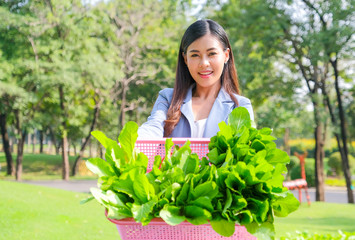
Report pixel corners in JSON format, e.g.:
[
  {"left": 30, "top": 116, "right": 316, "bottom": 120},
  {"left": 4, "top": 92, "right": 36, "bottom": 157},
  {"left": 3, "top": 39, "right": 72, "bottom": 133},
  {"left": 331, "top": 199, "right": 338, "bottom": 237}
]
[{"left": 203, "top": 87, "right": 235, "bottom": 137}]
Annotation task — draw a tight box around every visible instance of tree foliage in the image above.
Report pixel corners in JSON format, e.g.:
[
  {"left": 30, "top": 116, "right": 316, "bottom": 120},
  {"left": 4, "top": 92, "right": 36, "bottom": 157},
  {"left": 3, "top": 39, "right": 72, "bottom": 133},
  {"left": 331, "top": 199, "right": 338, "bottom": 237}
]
[
  {"left": 0, "top": 0, "right": 354, "bottom": 194},
  {"left": 0, "top": 0, "right": 189, "bottom": 179},
  {"left": 212, "top": 0, "right": 354, "bottom": 202}
]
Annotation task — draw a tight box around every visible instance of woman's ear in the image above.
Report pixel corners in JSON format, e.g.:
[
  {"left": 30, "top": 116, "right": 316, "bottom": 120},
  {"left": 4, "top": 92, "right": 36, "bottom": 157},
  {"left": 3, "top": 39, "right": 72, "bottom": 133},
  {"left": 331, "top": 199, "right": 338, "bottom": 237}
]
[{"left": 224, "top": 48, "right": 230, "bottom": 63}]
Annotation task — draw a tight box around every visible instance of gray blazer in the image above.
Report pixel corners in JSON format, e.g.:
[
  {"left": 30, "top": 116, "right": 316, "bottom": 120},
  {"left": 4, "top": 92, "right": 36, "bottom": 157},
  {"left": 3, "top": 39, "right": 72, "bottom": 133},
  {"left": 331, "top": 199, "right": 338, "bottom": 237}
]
[{"left": 138, "top": 85, "right": 254, "bottom": 138}]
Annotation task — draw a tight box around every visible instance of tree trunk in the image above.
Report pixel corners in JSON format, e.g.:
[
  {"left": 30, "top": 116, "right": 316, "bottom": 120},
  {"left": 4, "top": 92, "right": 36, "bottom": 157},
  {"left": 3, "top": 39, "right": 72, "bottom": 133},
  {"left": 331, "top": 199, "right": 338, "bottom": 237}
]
[
  {"left": 61, "top": 134, "right": 69, "bottom": 180},
  {"left": 312, "top": 97, "right": 325, "bottom": 201},
  {"left": 39, "top": 129, "right": 44, "bottom": 153},
  {"left": 72, "top": 100, "right": 101, "bottom": 176},
  {"left": 0, "top": 113, "right": 15, "bottom": 176},
  {"left": 48, "top": 127, "right": 59, "bottom": 155},
  {"left": 331, "top": 58, "right": 354, "bottom": 203},
  {"left": 14, "top": 109, "right": 27, "bottom": 181},
  {"left": 98, "top": 141, "right": 103, "bottom": 158},
  {"left": 59, "top": 86, "right": 70, "bottom": 181},
  {"left": 321, "top": 74, "right": 354, "bottom": 203},
  {"left": 314, "top": 124, "right": 325, "bottom": 201},
  {"left": 16, "top": 132, "right": 26, "bottom": 181},
  {"left": 89, "top": 139, "right": 92, "bottom": 156},
  {"left": 282, "top": 28, "right": 327, "bottom": 201},
  {"left": 32, "top": 131, "right": 36, "bottom": 153}
]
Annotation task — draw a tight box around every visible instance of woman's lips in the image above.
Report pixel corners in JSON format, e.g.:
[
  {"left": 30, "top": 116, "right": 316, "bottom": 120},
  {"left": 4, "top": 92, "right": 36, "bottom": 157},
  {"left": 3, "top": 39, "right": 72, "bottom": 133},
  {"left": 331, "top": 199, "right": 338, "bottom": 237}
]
[{"left": 199, "top": 71, "right": 213, "bottom": 78}]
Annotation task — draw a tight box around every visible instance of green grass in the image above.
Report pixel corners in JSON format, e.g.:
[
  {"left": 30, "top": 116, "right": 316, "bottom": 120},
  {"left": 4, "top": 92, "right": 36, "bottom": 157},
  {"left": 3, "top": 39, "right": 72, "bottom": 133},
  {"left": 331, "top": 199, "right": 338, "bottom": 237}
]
[
  {"left": 2, "top": 152, "right": 355, "bottom": 239},
  {"left": 0, "top": 152, "right": 96, "bottom": 180},
  {"left": 0, "top": 180, "right": 119, "bottom": 240},
  {"left": 1, "top": 180, "right": 355, "bottom": 240},
  {"left": 274, "top": 202, "right": 355, "bottom": 238},
  {"left": 325, "top": 177, "right": 355, "bottom": 187}
]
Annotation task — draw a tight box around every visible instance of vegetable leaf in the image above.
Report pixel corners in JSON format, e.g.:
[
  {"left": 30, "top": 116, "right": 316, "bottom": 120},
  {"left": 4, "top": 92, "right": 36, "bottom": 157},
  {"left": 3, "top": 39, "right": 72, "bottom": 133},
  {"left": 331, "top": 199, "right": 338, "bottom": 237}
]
[
  {"left": 228, "top": 107, "right": 251, "bottom": 131},
  {"left": 159, "top": 205, "right": 185, "bottom": 226},
  {"left": 86, "top": 158, "right": 115, "bottom": 177},
  {"left": 210, "top": 218, "right": 236, "bottom": 237},
  {"left": 118, "top": 121, "right": 138, "bottom": 162},
  {"left": 272, "top": 191, "right": 300, "bottom": 217}
]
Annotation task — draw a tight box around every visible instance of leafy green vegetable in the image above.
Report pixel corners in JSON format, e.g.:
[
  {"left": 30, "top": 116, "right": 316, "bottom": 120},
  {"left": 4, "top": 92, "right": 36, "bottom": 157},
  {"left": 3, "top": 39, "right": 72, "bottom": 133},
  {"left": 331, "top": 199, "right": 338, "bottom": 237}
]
[
  {"left": 86, "top": 158, "right": 115, "bottom": 177},
  {"left": 159, "top": 205, "right": 185, "bottom": 225},
  {"left": 210, "top": 218, "right": 235, "bottom": 237},
  {"left": 85, "top": 108, "right": 299, "bottom": 239}
]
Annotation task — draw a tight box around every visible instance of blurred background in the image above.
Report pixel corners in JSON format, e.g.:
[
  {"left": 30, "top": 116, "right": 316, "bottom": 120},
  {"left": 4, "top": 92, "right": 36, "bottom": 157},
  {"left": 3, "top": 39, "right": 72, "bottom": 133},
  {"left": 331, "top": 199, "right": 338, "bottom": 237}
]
[{"left": 0, "top": 0, "right": 354, "bottom": 203}]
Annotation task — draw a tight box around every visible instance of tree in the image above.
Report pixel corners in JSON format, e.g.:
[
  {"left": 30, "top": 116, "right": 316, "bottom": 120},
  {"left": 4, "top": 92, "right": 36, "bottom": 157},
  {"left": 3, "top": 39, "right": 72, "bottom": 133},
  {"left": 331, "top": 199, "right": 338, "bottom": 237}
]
[
  {"left": 301, "top": 0, "right": 355, "bottom": 203},
  {"left": 34, "top": 0, "right": 108, "bottom": 180},
  {"left": 0, "top": 30, "right": 17, "bottom": 175},
  {"left": 211, "top": 0, "right": 355, "bottom": 201},
  {"left": 1, "top": 0, "right": 99, "bottom": 180},
  {"left": 94, "top": 0, "right": 187, "bottom": 132},
  {"left": 0, "top": 2, "right": 44, "bottom": 180}
]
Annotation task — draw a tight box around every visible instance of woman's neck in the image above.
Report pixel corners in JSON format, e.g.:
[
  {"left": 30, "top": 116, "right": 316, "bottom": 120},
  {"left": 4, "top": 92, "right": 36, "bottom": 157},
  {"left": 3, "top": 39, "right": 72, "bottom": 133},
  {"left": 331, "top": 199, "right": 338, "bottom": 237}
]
[{"left": 192, "top": 82, "right": 221, "bottom": 100}]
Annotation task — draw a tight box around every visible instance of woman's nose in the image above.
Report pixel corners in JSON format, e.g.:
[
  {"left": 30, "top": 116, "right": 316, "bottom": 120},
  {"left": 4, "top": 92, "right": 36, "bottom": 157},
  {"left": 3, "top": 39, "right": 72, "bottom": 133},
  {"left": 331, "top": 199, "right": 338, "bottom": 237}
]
[{"left": 199, "top": 55, "right": 210, "bottom": 68}]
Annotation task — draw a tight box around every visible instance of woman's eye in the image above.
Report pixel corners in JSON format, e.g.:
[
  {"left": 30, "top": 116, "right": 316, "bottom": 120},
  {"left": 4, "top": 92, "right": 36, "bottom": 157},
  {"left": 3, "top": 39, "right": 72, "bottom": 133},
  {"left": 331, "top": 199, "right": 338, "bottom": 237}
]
[
  {"left": 191, "top": 54, "right": 199, "bottom": 57},
  {"left": 209, "top": 52, "right": 217, "bottom": 56}
]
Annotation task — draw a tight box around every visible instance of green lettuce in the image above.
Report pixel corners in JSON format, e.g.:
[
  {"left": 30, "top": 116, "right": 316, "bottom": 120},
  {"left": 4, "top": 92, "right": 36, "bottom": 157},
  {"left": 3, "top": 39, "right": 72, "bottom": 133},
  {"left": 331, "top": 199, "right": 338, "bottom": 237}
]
[{"left": 84, "top": 107, "right": 299, "bottom": 239}]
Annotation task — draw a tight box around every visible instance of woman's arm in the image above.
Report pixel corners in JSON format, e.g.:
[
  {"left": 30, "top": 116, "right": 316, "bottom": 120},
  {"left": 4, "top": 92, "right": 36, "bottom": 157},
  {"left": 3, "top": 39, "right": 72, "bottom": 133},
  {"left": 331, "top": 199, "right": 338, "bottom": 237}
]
[{"left": 137, "top": 88, "right": 173, "bottom": 138}]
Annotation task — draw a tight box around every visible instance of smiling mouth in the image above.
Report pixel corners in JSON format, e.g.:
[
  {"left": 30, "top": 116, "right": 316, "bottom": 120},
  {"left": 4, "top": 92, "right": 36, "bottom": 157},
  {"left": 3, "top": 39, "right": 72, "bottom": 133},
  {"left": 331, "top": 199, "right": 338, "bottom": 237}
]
[{"left": 199, "top": 71, "right": 213, "bottom": 77}]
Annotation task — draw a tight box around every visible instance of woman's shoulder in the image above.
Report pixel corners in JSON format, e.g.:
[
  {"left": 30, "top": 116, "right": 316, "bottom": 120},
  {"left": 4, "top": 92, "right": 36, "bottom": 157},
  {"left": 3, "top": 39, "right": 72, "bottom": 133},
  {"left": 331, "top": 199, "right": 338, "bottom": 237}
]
[
  {"left": 234, "top": 94, "right": 252, "bottom": 105},
  {"left": 220, "top": 87, "right": 251, "bottom": 105},
  {"left": 157, "top": 88, "right": 174, "bottom": 101},
  {"left": 225, "top": 90, "right": 251, "bottom": 106},
  {"left": 159, "top": 88, "right": 174, "bottom": 96}
]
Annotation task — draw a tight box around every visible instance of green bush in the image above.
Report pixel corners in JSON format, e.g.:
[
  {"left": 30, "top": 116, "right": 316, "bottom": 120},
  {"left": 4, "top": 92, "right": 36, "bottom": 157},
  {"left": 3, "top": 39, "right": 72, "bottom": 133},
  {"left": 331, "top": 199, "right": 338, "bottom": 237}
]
[
  {"left": 328, "top": 152, "right": 355, "bottom": 177},
  {"left": 324, "top": 147, "right": 339, "bottom": 158},
  {"left": 290, "top": 145, "right": 313, "bottom": 158},
  {"left": 290, "top": 161, "right": 315, "bottom": 187}
]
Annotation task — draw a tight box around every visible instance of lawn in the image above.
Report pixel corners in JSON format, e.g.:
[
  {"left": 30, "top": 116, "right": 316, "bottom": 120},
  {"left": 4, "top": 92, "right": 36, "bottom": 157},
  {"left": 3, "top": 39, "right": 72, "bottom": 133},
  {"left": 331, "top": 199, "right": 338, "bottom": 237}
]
[
  {"left": 0, "top": 180, "right": 119, "bottom": 240},
  {"left": 274, "top": 202, "right": 355, "bottom": 238},
  {"left": 1, "top": 180, "right": 355, "bottom": 240}
]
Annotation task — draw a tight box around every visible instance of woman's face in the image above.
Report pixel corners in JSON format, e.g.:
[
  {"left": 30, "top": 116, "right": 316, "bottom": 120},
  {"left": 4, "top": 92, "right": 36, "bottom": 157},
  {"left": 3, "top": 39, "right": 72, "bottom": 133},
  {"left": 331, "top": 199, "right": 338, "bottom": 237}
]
[{"left": 183, "top": 33, "right": 230, "bottom": 90}]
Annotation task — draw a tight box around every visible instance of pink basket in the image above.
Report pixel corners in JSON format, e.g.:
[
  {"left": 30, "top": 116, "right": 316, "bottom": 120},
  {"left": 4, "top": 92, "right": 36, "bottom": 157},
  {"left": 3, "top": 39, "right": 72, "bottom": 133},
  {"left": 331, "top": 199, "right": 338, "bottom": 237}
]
[
  {"left": 107, "top": 217, "right": 256, "bottom": 240},
  {"left": 135, "top": 138, "right": 210, "bottom": 171},
  {"left": 106, "top": 138, "right": 257, "bottom": 240}
]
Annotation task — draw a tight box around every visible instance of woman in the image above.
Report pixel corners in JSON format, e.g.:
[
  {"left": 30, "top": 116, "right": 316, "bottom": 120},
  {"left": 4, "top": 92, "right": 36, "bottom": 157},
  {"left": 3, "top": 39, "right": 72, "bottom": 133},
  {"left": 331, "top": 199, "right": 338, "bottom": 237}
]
[{"left": 138, "top": 19, "right": 254, "bottom": 138}]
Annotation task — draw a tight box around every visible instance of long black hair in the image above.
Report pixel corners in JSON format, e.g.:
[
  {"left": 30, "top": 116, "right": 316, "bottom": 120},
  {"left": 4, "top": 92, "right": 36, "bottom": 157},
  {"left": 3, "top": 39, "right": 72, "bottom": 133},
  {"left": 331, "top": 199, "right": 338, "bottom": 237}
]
[{"left": 164, "top": 19, "right": 240, "bottom": 137}]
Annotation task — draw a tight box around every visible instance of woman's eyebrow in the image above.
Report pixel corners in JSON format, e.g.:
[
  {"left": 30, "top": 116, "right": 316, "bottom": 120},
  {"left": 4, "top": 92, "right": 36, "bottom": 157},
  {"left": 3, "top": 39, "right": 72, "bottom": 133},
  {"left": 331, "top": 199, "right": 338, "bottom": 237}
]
[{"left": 188, "top": 47, "right": 218, "bottom": 53}]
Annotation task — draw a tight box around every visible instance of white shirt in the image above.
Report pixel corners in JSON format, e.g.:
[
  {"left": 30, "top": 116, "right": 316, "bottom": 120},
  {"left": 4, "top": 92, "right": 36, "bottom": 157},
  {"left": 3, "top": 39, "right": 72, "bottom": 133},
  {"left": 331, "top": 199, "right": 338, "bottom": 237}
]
[{"left": 191, "top": 118, "right": 207, "bottom": 138}]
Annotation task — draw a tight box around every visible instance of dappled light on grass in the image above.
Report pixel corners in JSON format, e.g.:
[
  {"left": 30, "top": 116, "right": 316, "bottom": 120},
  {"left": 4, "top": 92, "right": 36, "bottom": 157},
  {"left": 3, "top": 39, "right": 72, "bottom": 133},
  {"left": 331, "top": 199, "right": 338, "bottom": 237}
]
[
  {"left": 0, "top": 181, "right": 118, "bottom": 240},
  {"left": 274, "top": 202, "right": 355, "bottom": 238}
]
